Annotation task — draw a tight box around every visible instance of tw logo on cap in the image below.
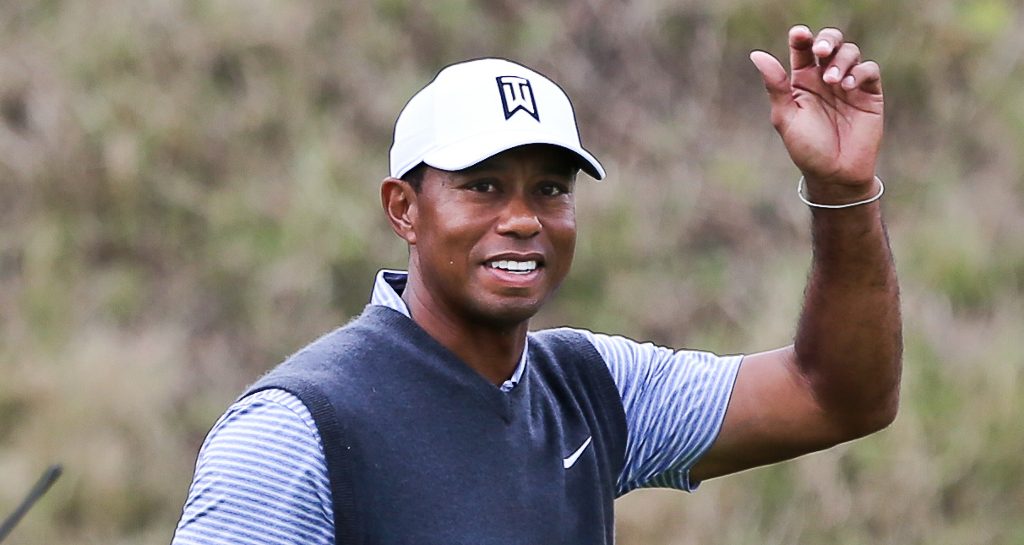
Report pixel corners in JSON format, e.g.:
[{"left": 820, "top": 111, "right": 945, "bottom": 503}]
[{"left": 496, "top": 76, "right": 540, "bottom": 121}]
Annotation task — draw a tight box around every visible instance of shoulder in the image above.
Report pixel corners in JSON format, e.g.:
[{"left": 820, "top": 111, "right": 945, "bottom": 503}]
[
  {"left": 528, "top": 327, "right": 608, "bottom": 378},
  {"left": 246, "top": 306, "right": 408, "bottom": 395},
  {"left": 550, "top": 328, "right": 743, "bottom": 393},
  {"left": 196, "top": 389, "right": 326, "bottom": 482},
  {"left": 531, "top": 326, "right": 680, "bottom": 378},
  {"left": 173, "top": 389, "right": 333, "bottom": 544},
  {"left": 529, "top": 326, "right": 595, "bottom": 351},
  {"left": 532, "top": 326, "right": 675, "bottom": 362},
  {"left": 221, "top": 389, "right": 321, "bottom": 435}
]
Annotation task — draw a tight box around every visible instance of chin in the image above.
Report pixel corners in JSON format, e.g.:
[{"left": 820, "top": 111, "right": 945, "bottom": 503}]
[{"left": 472, "top": 299, "right": 545, "bottom": 327}]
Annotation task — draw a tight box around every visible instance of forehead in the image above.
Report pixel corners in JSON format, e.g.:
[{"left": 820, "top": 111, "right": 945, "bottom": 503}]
[{"left": 452, "top": 144, "right": 580, "bottom": 177}]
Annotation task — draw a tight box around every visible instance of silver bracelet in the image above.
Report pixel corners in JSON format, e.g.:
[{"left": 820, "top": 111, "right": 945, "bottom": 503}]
[{"left": 797, "top": 176, "right": 885, "bottom": 209}]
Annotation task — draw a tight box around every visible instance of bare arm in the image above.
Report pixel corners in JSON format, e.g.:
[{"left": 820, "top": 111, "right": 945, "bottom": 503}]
[{"left": 691, "top": 26, "right": 902, "bottom": 481}]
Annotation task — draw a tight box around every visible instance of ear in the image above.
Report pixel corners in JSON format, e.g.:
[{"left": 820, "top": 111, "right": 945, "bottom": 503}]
[{"left": 381, "top": 177, "right": 418, "bottom": 245}]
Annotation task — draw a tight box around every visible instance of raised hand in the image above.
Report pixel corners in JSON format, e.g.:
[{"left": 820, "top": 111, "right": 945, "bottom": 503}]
[{"left": 750, "top": 26, "right": 883, "bottom": 203}]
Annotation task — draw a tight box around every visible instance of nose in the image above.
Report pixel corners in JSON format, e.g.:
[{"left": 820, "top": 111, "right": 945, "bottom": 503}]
[{"left": 496, "top": 195, "right": 542, "bottom": 239}]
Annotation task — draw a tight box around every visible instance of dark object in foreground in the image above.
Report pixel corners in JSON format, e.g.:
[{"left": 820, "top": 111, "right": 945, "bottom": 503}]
[{"left": 0, "top": 464, "right": 62, "bottom": 543}]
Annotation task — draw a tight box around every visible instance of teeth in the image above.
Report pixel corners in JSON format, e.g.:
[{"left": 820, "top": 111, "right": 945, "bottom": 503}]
[{"left": 490, "top": 260, "right": 538, "bottom": 273}]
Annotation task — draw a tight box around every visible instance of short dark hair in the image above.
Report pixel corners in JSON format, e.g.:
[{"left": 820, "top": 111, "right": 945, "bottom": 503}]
[{"left": 401, "top": 163, "right": 427, "bottom": 192}]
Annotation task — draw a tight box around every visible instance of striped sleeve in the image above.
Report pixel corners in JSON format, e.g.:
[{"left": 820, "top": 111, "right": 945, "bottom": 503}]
[
  {"left": 575, "top": 330, "right": 743, "bottom": 495},
  {"left": 172, "top": 389, "right": 334, "bottom": 545}
]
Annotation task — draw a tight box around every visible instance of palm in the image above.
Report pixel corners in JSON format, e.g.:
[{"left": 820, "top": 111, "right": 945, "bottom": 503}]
[
  {"left": 781, "top": 66, "right": 883, "bottom": 184},
  {"left": 751, "top": 27, "right": 884, "bottom": 187}
]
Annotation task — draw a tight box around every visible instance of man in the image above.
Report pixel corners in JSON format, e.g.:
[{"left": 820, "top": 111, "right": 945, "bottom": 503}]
[{"left": 173, "top": 25, "right": 901, "bottom": 544}]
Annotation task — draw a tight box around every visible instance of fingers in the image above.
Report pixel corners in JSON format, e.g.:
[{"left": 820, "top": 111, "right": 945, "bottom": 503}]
[
  {"left": 749, "top": 50, "right": 794, "bottom": 129},
  {"left": 811, "top": 27, "right": 844, "bottom": 59},
  {"left": 823, "top": 43, "right": 860, "bottom": 84},
  {"left": 789, "top": 25, "right": 882, "bottom": 95},
  {"left": 788, "top": 25, "right": 816, "bottom": 71},
  {"left": 844, "top": 60, "right": 883, "bottom": 95},
  {"left": 750, "top": 50, "right": 789, "bottom": 97},
  {"left": 790, "top": 25, "right": 843, "bottom": 71}
]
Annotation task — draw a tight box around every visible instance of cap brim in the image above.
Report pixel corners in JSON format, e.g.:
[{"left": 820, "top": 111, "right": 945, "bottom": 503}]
[{"left": 421, "top": 129, "right": 605, "bottom": 180}]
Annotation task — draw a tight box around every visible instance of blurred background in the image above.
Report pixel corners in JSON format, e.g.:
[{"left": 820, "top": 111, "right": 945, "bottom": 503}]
[{"left": 1, "top": 0, "right": 1022, "bottom": 543}]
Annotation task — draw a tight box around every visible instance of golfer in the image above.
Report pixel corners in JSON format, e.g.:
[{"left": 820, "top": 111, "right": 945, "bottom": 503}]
[{"left": 173, "top": 25, "right": 901, "bottom": 544}]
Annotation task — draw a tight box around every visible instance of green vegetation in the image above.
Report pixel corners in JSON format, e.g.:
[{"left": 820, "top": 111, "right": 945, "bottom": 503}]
[{"left": 1, "top": 1, "right": 1022, "bottom": 543}]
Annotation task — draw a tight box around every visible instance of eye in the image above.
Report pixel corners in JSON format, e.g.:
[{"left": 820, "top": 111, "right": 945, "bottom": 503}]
[
  {"left": 538, "top": 181, "right": 571, "bottom": 197},
  {"left": 464, "top": 178, "right": 499, "bottom": 193}
]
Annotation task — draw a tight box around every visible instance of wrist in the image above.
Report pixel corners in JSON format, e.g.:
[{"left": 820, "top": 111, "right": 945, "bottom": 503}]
[{"left": 798, "top": 176, "right": 884, "bottom": 209}]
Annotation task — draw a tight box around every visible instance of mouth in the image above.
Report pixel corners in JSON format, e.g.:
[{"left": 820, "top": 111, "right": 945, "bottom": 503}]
[
  {"left": 482, "top": 254, "right": 545, "bottom": 283},
  {"left": 487, "top": 259, "right": 539, "bottom": 275}
]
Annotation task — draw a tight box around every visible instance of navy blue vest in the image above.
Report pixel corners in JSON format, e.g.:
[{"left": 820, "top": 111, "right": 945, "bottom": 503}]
[{"left": 244, "top": 305, "right": 627, "bottom": 545}]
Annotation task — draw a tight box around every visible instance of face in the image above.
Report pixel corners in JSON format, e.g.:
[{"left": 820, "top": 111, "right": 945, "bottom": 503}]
[{"left": 406, "top": 144, "right": 579, "bottom": 328}]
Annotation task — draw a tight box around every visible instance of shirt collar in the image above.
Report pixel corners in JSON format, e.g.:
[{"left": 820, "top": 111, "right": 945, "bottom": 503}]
[{"left": 370, "top": 269, "right": 527, "bottom": 392}]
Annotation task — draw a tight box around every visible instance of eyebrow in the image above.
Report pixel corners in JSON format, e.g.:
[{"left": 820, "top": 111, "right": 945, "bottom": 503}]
[{"left": 458, "top": 157, "right": 578, "bottom": 178}]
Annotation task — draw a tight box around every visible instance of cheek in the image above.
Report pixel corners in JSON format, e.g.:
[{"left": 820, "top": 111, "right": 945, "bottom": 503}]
[
  {"left": 421, "top": 209, "right": 486, "bottom": 263},
  {"left": 551, "top": 206, "right": 577, "bottom": 240},
  {"left": 548, "top": 215, "right": 577, "bottom": 262}
]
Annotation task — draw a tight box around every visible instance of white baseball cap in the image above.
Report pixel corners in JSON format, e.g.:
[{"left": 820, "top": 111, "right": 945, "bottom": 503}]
[{"left": 389, "top": 58, "right": 605, "bottom": 180}]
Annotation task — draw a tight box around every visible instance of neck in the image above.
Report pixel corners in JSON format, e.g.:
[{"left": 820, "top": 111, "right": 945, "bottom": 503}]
[{"left": 401, "top": 277, "right": 527, "bottom": 387}]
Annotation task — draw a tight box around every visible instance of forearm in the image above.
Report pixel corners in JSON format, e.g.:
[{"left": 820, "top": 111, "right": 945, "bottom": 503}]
[{"left": 794, "top": 188, "right": 902, "bottom": 434}]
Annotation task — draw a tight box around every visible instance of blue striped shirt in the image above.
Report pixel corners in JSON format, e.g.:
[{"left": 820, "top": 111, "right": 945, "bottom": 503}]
[{"left": 172, "top": 270, "right": 742, "bottom": 544}]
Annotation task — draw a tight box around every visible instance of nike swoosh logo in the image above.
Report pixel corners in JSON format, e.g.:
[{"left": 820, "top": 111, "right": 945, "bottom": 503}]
[{"left": 563, "top": 436, "right": 592, "bottom": 469}]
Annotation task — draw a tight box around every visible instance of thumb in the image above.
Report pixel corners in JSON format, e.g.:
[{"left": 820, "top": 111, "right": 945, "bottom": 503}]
[{"left": 749, "top": 50, "right": 791, "bottom": 110}]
